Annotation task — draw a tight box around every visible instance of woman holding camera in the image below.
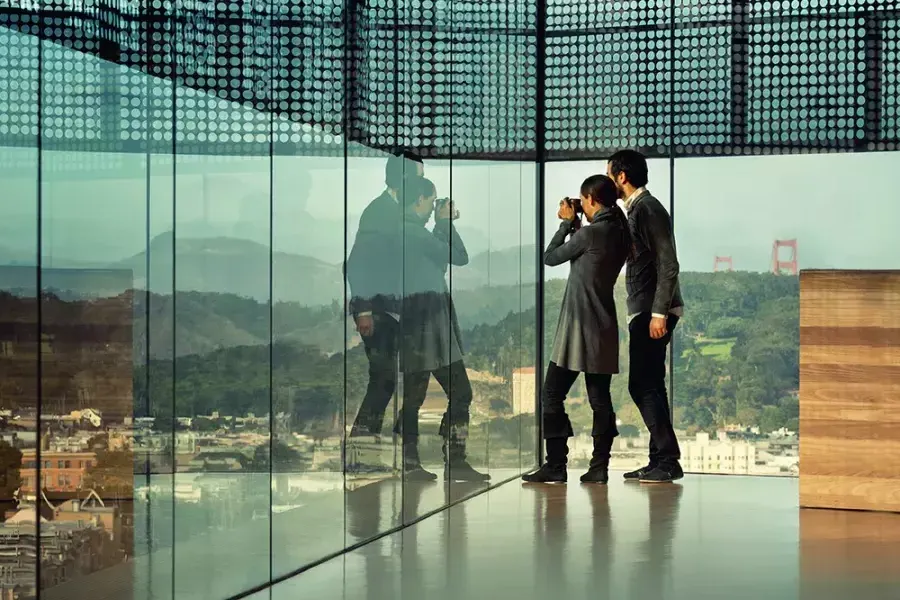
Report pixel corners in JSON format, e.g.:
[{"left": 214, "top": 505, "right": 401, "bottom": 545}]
[
  {"left": 523, "top": 174, "right": 632, "bottom": 485},
  {"left": 393, "top": 176, "right": 490, "bottom": 483}
]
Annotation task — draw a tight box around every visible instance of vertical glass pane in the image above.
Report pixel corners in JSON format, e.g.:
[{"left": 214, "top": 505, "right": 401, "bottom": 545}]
[
  {"left": 0, "top": 22, "right": 38, "bottom": 600},
  {"left": 542, "top": 159, "right": 671, "bottom": 475},
  {"left": 270, "top": 148, "right": 346, "bottom": 574},
  {"left": 446, "top": 160, "right": 532, "bottom": 488},
  {"left": 672, "top": 153, "right": 900, "bottom": 477},
  {"left": 134, "top": 144, "right": 176, "bottom": 598},
  {"left": 399, "top": 158, "right": 454, "bottom": 521},
  {"left": 39, "top": 38, "right": 146, "bottom": 597},
  {"left": 269, "top": 0, "right": 347, "bottom": 575},
  {"left": 344, "top": 149, "right": 402, "bottom": 543},
  {"left": 518, "top": 162, "right": 539, "bottom": 472},
  {"left": 172, "top": 113, "right": 271, "bottom": 597}
]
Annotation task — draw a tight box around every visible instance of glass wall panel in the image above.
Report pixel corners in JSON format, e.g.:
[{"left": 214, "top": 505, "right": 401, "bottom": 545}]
[
  {"left": 270, "top": 148, "right": 347, "bottom": 576},
  {"left": 3, "top": 3, "right": 544, "bottom": 598},
  {"left": 344, "top": 150, "right": 402, "bottom": 545},
  {"left": 543, "top": 159, "right": 672, "bottom": 474},
  {"left": 172, "top": 98, "right": 272, "bottom": 596},
  {"left": 446, "top": 161, "right": 537, "bottom": 489},
  {"left": 399, "top": 158, "right": 454, "bottom": 521},
  {"left": 519, "top": 162, "right": 539, "bottom": 473},
  {"left": 38, "top": 34, "right": 148, "bottom": 598},
  {"left": 672, "top": 152, "right": 900, "bottom": 477},
  {"left": 0, "top": 24, "right": 39, "bottom": 600}
]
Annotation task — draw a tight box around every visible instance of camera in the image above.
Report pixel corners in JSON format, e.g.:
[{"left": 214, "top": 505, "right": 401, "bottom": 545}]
[
  {"left": 435, "top": 197, "right": 459, "bottom": 220},
  {"left": 564, "top": 197, "right": 583, "bottom": 215}
]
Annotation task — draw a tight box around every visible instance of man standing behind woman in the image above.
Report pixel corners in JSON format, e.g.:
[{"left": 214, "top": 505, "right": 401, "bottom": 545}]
[
  {"left": 523, "top": 174, "right": 631, "bottom": 485},
  {"left": 607, "top": 150, "right": 684, "bottom": 484}
]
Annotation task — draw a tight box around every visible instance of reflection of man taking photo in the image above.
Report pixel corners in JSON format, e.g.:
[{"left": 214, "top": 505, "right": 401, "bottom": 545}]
[
  {"left": 345, "top": 150, "right": 424, "bottom": 472},
  {"left": 394, "top": 177, "right": 489, "bottom": 483}
]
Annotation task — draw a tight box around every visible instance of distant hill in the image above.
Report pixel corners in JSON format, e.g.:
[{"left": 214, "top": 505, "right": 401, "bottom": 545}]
[
  {"left": 452, "top": 244, "right": 538, "bottom": 290},
  {"left": 132, "top": 282, "right": 538, "bottom": 361},
  {"left": 113, "top": 233, "right": 344, "bottom": 306}
]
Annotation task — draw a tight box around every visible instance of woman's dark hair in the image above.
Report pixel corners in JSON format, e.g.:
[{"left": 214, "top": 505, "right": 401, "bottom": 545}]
[
  {"left": 580, "top": 174, "right": 634, "bottom": 261},
  {"left": 402, "top": 176, "right": 436, "bottom": 208},
  {"left": 608, "top": 149, "right": 649, "bottom": 188}
]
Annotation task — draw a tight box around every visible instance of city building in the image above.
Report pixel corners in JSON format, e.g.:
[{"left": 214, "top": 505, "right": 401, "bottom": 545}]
[
  {"left": 19, "top": 450, "right": 97, "bottom": 494},
  {"left": 511, "top": 367, "right": 537, "bottom": 415},
  {"left": 682, "top": 432, "right": 757, "bottom": 476}
]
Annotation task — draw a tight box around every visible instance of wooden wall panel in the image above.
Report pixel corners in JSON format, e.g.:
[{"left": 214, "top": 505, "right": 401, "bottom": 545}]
[{"left": 800, "top": 270, "right": 900, "bottom": 512}]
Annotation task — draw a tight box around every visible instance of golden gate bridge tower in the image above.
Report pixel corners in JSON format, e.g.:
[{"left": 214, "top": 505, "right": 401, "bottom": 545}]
[
  {"left": 713, "top": 256, "right": 734, "bottom": 272},
  {"left": 771, "top": 239, "right": 798, "bottom": 275}
]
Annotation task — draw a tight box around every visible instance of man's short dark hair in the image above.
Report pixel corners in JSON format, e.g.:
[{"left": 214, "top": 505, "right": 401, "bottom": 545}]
[
  {"left": 386, "top": 150, "right": 424, "bottom": 190},
  {"left": 608, "top": 149, "right": 649, "bottom": 188}
]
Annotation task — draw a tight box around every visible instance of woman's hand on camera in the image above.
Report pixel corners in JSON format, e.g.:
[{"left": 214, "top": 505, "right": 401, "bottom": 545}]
[
  {"left": 436, "top": 200, "right": 459, "bottom": 221},
  {"left": 557, "top": 199, "right": 576, "bottom": 221}
]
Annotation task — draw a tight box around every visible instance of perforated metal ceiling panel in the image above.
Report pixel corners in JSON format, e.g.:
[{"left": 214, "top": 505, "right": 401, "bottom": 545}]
[{"left": 1, "top": 0, "right": 898, "bottom": 159}]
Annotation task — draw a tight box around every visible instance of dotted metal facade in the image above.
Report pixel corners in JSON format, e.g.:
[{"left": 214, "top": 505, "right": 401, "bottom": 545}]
[{"left": 1, "top": 0, "right": 898, "bottom": 160}]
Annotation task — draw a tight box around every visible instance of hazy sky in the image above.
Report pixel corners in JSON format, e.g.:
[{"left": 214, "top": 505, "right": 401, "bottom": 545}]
[{"left": 2, "top": 28, "right": 898, "bottom": 275}]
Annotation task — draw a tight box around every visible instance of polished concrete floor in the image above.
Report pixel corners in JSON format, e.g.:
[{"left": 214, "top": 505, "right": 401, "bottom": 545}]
[{"left": 267, "top": 474, "right": 900, "bottom": 600}]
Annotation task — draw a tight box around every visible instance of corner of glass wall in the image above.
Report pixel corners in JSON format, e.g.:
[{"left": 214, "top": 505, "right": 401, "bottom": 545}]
[{"left": 0, "top": 20, "right": 39, "bottom": 600}]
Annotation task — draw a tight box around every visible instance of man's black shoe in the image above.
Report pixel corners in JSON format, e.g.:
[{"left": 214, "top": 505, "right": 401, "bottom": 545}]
[
  {"left": 445, "top": 461, "right": 491, "bottom": 482},
  {"left": 639, "top": 464, "right": 683, "bottom": 484},
  {"left": 405, "top": 465, "right": 438, "bottom": 482},
  {"left": 623, "top": 464, "right": 655, "bottom": 481},
  {"left": 579, "top": 466, "right": 608, "bottom": 484},
  {"left": 522, "top": 464, "right": 567, "bottom": 484}
]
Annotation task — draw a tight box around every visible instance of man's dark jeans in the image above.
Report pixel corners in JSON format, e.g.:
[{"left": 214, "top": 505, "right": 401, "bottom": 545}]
[
  {"left": 350, "top": 313, "right": 399, "bottom": 437},
  {"left": 628, "top": 312, "right": 681, "bottom": 468}
]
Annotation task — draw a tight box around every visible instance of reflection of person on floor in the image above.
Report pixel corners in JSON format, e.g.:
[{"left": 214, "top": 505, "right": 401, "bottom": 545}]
[
  {"left": 587, "top": 485, "right": 614, "bottom": 598},
  {"left": 628, "top": 484, "right": 683, "bottom": 599},
  {"left": 607, "top": 150, "right": 685, "bottom": 484},
  {"left": 523, "top": 174, "right": 631, "bottom": 485},
  {"left": 346, "top": 150, "right": 425, "bottom": 473},
  {"left": 531, "top": 485, "right": 569, "bottom": 597},
  {"left": 393, "top": 177, "right": 489, "bottom": 483},
  {"left": 346, "top": 479, "right": 433, "bottom": 600}
]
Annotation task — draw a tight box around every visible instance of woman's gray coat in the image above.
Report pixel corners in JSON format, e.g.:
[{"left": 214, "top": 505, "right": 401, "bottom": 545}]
[{"left": 545, "top": 207, "right": 629, "bottom": 374}]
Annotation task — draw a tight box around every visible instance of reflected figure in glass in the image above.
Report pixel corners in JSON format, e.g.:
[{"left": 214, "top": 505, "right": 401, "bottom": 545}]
[
  {"left": 523, "top": 175, "right": 629, "bottom": 485},
  {"left": 346, "top": 151, "right": 424, "bottom": 474},
  {"left": 394, "top": 177, "right": 489, "bottom": 483}
]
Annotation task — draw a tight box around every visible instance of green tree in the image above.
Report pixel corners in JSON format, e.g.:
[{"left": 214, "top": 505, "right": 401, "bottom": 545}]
[
  {"left": 0, "top": 441, "right": 22, "bottom": 499},
  {"left": 83, "top": 450, "right": 134, "bottom": 500}
]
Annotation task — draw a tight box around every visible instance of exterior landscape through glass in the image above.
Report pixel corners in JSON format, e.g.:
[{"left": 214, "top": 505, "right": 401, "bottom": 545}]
[{"left": 1, "top": 1, "right": 898, "bottom": 598}]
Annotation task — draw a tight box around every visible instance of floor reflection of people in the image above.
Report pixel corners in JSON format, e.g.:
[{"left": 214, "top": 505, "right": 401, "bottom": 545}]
[
  {"left": 346, "top": 151, "right": 425, "bottom": 475},
  {"left": 629, "top": 483, "right": 683, "bottom": 599},
  {"left": 531, "top": 485, "right": 569, "bottom": 597},
  {"left": 346, "top": 478, "right": 434, "bottom": 600},
  {"left": 587, "top": 484, "right": 614, "bottom": 599},
  {"left": 442, "top": 480, "right": 487, "bottom": 600},
  {"left": 393, "top": 177, "right": 489, "bottom": 483}
]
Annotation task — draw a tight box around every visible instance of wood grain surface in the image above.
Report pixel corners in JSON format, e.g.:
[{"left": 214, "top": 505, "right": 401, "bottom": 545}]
[{"left": 800, "top": 270, "right": 900, "bottom": 512}]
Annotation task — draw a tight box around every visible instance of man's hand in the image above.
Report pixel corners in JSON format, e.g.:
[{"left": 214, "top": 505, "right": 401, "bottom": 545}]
[
  {"left": 649, "top": 316, "right": 667, "bottom": 340},
  {"left": 356, "top": 314, "right": 375, "bottom": 337},
  {"left": 557, "top": 199, "right": 576, "bottom": 221}
]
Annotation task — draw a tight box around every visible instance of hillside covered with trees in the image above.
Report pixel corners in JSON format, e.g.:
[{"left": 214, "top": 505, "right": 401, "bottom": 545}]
[{"left": 128, "top": 271, "right": 798, "bottom": 437}]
